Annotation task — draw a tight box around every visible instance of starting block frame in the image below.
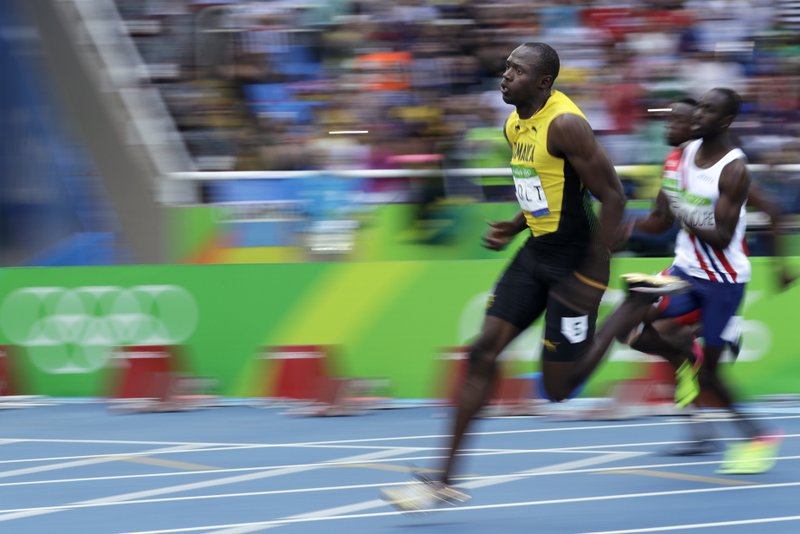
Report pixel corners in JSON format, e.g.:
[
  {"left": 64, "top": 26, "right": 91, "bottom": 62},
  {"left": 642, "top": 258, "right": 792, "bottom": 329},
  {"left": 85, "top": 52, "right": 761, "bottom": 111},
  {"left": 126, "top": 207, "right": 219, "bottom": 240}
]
[
  {"left": 0, "top": 345, "right": 21, "bottom": 397},
  {"left": 260, "top": 345, "right": 389, "bottom": 416},
  {"left": 108, "top": 345, "right": 215, "bottom": 413},
  {"left": 558, "top": 360, "right": 682, "bottom": 421},
  {"left": 436, "top": 346, "right": 542, "bottom": 417}
]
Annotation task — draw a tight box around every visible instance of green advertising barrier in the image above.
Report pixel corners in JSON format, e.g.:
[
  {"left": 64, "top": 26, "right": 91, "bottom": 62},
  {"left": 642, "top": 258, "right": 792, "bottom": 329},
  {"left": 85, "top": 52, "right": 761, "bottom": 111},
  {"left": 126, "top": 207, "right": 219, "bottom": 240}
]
[
  {"left": 0, "top": 257, "right": 798, "bottom": 399},
  {"left": 170, "top": 200, "right": 800, "bottom": 264}
]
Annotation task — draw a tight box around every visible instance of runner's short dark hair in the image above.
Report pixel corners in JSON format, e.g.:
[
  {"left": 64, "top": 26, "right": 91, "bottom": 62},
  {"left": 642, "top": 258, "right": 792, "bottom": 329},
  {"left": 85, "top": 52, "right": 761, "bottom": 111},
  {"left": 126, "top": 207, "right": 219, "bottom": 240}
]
[
  {"left": 521, "top": 42, "right": 560, "bottom": 81},
  {"left": 711, "top": 88, "right": 741, "bottom": 118}
]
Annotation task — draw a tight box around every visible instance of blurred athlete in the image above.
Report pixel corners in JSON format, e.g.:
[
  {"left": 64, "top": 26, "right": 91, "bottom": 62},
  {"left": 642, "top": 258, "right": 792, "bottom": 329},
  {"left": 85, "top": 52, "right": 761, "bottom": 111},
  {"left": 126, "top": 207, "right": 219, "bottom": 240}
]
[
  {"left": 381, "top": 41, "right": 629, "bottom": 510},
  {"left": 617, "top": 97, "right": 792, "bottom": 458},
  {"left": 577, "top": 88, "right": 784, "bottom": 475}
]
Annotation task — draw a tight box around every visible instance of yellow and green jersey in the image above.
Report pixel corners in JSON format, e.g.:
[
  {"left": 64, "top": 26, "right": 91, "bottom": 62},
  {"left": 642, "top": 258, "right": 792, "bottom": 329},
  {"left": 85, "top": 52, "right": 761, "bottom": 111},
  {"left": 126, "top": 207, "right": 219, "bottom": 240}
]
[{"left": 503, "top": 90, "right": 597, "bottom": 260}]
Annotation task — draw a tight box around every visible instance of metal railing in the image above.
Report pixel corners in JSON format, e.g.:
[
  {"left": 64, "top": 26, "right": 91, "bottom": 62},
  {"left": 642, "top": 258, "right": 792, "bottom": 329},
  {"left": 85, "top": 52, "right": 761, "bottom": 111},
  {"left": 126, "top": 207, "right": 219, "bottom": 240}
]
[{"left": 169, "top": 164, "right": 800, "bottom": 181}]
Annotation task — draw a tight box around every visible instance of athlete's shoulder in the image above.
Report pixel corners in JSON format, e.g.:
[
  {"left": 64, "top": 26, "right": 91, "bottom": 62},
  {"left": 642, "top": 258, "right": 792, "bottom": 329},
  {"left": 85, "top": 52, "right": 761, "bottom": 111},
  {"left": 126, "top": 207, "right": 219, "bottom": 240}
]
[
  {"left": 721, "top": 155, "right": 748, "bottom": 178},
  {"left": 727, "top": 146, "right": 748, "bottom": 163},
  {"left": 548, "top": 90, "right": 587, "bottom": 120},
  {"left": 678, "top": 139, "right": 701, "bottom": 163},
  {"left": 716, "top": 145, "right": 748, "bottom": 173}
]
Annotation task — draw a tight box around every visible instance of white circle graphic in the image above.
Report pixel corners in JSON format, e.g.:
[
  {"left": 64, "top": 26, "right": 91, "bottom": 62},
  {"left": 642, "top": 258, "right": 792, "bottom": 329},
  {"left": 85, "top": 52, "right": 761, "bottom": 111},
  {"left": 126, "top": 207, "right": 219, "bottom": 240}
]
[{"left": 0, "top": 285, "right": 198, "bottom": 374}]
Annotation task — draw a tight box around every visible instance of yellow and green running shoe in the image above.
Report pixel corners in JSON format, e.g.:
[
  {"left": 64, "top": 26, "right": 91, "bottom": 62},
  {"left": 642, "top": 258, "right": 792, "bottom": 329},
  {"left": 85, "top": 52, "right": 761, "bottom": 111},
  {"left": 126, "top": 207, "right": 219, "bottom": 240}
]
[
  {"left": 716, "top": 432, "right": 784, "bottom": 475},
  {"left": 674, "top": 359, "right": 700, "bottom": 408}
]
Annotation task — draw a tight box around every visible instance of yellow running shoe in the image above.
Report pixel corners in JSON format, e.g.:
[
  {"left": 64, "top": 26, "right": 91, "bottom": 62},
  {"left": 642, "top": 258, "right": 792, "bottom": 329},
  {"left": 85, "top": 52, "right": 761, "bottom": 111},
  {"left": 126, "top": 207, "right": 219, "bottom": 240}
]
[
  {"left": 674, "top": 360, "right": 700, "bottom": 408},
  {"left": 716, "top": 432, "right": 784, "bottom": 475}
]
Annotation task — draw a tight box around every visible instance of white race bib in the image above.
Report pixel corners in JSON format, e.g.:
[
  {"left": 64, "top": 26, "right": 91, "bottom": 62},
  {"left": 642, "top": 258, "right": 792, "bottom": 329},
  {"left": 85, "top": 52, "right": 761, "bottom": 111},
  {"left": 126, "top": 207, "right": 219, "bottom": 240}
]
[
  {"left": 513, "top": 174, "right": 550, "bottom": 216},
  {"left": 561, "top": 315, "right": 589, "bottom": 344},
  {"left": 662, "top": 181, "right": 715, "bottom": 229},
  {"left": 680, "top": 203, "right": 716, "bottom": 229}
]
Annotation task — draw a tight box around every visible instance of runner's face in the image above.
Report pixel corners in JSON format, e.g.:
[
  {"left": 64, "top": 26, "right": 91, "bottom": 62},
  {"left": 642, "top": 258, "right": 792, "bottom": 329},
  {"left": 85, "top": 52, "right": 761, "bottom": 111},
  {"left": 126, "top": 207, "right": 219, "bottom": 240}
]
[
  {"left": 500, "top": 47, "right": 544, "bottom": 106},
  {"left": 666, "top": 102, "right": 695, "bottom": 147},
  {"left": 691, "top": 90, "right": 731, "bottom": 138}
]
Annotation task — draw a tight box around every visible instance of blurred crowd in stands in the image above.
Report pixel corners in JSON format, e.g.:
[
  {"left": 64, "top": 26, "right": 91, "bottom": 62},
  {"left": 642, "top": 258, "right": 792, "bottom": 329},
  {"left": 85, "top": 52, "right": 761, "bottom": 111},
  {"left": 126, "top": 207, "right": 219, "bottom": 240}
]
[
  {"left": 116, "top": 0, "right": 800, "bottom": 184},
  {"left": 2, "top": 0, "right": 799, "bottom": 266}
]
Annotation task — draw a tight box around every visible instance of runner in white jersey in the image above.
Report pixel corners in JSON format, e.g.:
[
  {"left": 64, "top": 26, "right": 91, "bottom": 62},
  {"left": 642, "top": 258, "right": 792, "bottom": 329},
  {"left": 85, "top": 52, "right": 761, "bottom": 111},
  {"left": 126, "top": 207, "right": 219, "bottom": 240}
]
[
  {"left": 654, "top": 88, "right": 782, "bottom": 475},
  {"left": 571, "top": 88, "right": 783, "bottom": 475},
  {"left": 657, "top": 89, "right": 751, "bottom": 358},
  {"left": 670, "top": 138, "right": 750, "bottom": 284},
  {"left": 617, "top": 98, "right": 791, "bottom": 458}
]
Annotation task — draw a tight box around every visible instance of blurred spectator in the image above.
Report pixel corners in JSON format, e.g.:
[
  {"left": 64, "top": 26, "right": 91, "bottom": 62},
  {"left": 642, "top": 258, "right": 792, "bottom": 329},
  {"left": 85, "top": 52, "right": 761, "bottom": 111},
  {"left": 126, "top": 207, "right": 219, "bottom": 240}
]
[{"left": 111, "top": 0, "right": 800, "bottom": 197}]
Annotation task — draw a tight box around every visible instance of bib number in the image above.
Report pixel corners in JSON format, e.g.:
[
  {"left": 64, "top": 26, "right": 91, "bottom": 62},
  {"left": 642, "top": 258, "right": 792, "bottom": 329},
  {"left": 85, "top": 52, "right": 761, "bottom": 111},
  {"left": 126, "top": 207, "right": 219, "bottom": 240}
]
[
  {"left": 680, "top": 204, "right": 715, "bottom": 229},
  {"left": 513, "top": 175, "right": 550, "bottom": 216},
  {"left": 663, "top": 185, "right": 716, "bottom": 229},
  {"left": 561, "top": 315, "right": 588, "bottom": 344}
]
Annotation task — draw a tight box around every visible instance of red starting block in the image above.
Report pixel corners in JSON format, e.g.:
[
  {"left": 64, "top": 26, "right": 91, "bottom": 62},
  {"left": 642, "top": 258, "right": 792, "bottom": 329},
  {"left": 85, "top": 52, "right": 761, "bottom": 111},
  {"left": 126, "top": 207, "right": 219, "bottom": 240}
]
[
  {"left": 637, "top": 360, "right": 677, "bottom": 407},
  {"left": 110, "top": 345, "right": 180, "bottom": 401},
  {"left": 108, "top": 345, "right": 217, "bottom": 413},
  {"left": 263, "top": 345, "right": 333, "bottom": 401},
  {"left": 563, "top": 360, "right": 681, "bottom": 421},
  {"left": 437, "top": 346, "right": 470, "bottom": 405},
  {"left": 0, "top": 345, "right": 20, "bottom": 396},
  {"left": 435, "top": 346, "right": 541, "bottom": 416},
  {"left": 261, "top": 345, "right": 387, "bottom": 416}
]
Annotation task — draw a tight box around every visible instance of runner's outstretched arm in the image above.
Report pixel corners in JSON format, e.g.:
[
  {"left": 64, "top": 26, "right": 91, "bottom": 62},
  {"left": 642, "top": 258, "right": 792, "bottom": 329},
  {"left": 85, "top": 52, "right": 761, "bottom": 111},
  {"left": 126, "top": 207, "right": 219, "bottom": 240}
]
[
  {"left": 547, "top": 114, "right": 626, "bottom": 315},
  {"left": 482, "top": 211, "right": 528, "bottom": 251},
  {"left": 634, "top": 190, "right": 676, "bottom": 234},
  {"left": 549, "top": 113, "right": 627, "bottom": 254}
]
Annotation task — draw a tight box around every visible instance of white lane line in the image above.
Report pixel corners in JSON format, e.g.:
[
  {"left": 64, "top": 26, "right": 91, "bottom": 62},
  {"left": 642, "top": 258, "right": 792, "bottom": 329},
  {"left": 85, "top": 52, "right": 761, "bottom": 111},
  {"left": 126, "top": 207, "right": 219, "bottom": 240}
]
[
  {"left": 0, "top": 448, "right": 415, "bottom": 524},
  {"left": 581, "top": 514, "right": 800, "bottom": 533},
  {"left": 0, "top": 445, "right": 259, "bottom": 466},
  {"left": 0, "top": 453, "right": 796, "bottom": 515},
  {"left": 0, "top": 443, "right": 592, "bottom": 467},
  {"left": 206, "top": 452, "right": 648, "bottom": 534},
  {"left": 5, "top": 413, "right": 799, "bottom": 449},
  {"left": 453, "top": 454, "right": 800, "bottom": 484},
  {"left": 119, "top": 481, "right": 800, "bottom": 534},
  {"left": 450, "top": 448, "right": 633, "bottom": 455},
  {"left": 0, "top": 451, "right": 795, "bottom": 522},
  {"left": 0, "top": 450, "right": 643, "bottom": 516},
  {"left": 0, "top": 444, "right": 207, "bottom": 480},
  {"left": 4, "top": 428, "right": 797, "bottom": 469},
  {"left": 0, "top": 438, "right": 218, "bottom": 446},
  {"left": 0, "top": 447, "right": 597, "bottom": 488},
  {"left": 0, "top": 443, "right": 367, "bottom": 466},
  {"left": 7, "top": 430, "right": 799, "bottom": 467},
  {"left": 0, "top": 482, "right": 410, "bottom": 514},
  {"left": 459, "top": 452, "right": 647, "bottom": 491},
  {"left": 560, "top": 434, "right": 800, "bottom": 451},
  {"left": 0, "top": 434, "right": 797, "bottom": 489},
  {"left": 0, "top": 447, "right": 659, "bottom": 488}
]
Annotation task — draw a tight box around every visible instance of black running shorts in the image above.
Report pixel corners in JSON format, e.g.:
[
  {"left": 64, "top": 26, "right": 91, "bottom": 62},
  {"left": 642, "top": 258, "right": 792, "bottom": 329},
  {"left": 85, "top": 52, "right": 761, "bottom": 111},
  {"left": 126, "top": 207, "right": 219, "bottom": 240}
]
[{"left": 487, "top": 240, "right": 598, "bottom": 362}]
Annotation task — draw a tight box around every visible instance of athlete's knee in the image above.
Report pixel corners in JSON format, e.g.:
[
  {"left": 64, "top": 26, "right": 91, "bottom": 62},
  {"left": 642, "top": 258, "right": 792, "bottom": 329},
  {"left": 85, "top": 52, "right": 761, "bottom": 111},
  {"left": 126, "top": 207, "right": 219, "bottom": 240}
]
[{"left": 467, "top": 338, "right": 500, "bottom": 376}]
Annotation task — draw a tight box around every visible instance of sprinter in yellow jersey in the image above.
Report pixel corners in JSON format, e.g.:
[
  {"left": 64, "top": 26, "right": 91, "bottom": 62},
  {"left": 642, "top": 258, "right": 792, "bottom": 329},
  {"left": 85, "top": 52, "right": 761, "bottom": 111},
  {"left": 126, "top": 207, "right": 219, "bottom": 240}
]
[{"left": 381, "top": 42, "right": 627, "bottom": 511}]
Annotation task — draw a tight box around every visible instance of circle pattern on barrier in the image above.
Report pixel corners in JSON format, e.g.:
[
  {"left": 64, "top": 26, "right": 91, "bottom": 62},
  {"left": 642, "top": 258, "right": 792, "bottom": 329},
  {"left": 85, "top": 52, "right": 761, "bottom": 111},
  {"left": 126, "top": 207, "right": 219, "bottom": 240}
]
[{"left": 0, "top": 286, "right": 198, "bottom": 374}]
